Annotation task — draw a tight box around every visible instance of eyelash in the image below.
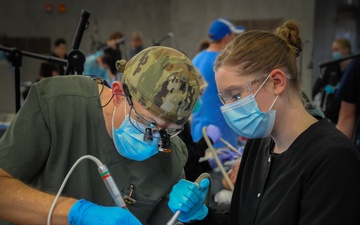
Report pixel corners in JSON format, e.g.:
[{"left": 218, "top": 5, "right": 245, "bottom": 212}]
[
  {"left": 231, "top": 93, "right": 242, "bottom": 101},
  {"left": 131, "top": 108, "right": 183, "bottom": 136}
]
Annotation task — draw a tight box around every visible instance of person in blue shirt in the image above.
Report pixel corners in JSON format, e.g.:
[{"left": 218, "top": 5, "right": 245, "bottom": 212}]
[
  {"left": 84, "top": 32, "right": 124, "bottom": 86},
  {"left": 191, "top": 18, "right": 245, "bottom": 148},
  {"left": 83, "top": 50, "right": 112, "bottom": 83}
]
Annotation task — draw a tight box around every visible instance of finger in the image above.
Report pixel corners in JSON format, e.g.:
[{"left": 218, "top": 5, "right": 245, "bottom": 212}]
[{"left": 199, "top": 178, "right": 210, "bottom": 190}]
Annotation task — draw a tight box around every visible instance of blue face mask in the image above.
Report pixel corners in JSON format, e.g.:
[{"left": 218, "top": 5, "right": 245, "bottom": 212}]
[
  {"left": 332, "top": 52, "right": 342, "bottom": 60},
  {"left": 112, "top": 106, "right": 159, "bottom": 161},
  {"left": 220, "top": 75, "right": 278, "bottom": 139}
]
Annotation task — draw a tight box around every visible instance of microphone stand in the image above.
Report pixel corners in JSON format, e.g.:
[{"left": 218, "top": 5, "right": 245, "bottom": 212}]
[
  {"left": 0, "top": 45, "right": 67, "bottom": 112},
  {"left": 0, "top": 8, "right": 88, "bottom": 112},
  {"left": 319, "top": 53, "right": 360, "bottom": 69},
  {"left": 65, "top": 9, "right": 90, "bottom": 75},
  {"left": 153, "top": 33, "right": 172, "bottom": 46},
  {"left": 318, "top": 53, "right": 360, "bottom": 78},
  {"left": 95, "top": 37, "right": 125, "bottom": 52}
]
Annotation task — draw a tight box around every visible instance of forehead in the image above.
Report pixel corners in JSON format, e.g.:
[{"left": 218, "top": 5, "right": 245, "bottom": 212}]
[
  {"left": 132, "top": 100, "right": 181, "bottom": 127},
  {"left": 215, "top": 66, "right": 254, "bottom": 89},
  {"left": 332, "top": 42, "right": 341, "bottom": 50},
  {"left": 57, "top": 44, "right": 67, "bottom": 49}
]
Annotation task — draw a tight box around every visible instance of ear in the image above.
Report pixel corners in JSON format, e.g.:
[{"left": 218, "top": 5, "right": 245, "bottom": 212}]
[
  {"left": 269, "top": 69, "right": 287, "bottom": 96},
  {"left": 223, "top": 33, "right": 233, "bottom": 44},
  {"left": 111, "top": 81, "right": 125, "bottom": 106}
]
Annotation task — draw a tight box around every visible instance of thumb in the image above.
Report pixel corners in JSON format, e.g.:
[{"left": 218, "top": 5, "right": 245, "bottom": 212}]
[{"left": 199, "top": 178, "right": 210, "bottom": 190}]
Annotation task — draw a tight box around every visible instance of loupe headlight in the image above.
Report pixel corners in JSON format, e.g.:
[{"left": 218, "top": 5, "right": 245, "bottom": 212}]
[
  {"left": 143, "top": 128, "right": 153, "bottom": 142},
  {"left": 158, "top": 129, "right": 171, "bottom": 153}
]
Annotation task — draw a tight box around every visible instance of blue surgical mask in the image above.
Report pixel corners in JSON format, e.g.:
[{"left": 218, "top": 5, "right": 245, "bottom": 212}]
[
  {"left": 220, "top": 75, "right": 278, "bottom": 139},
  {"left": 112, "top": 106, "right": 159, "bottom": 161},
  {"left": 332, "top": 52, "right": 342, "bottom": 60}
]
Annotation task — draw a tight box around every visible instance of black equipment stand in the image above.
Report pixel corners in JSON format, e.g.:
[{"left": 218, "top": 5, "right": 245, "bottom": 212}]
[
  {"left": 0, "top": 45, "right": 67, "bottom": 112},
  {"left": 0, "top": 9, "right": 90, "bottom": 112},
  {"left": 319, "top": 53, "right": 360, "bottom": 70},
  {"left": 98, "top": 37, "right": 125, "bottom": 52},
  {"left": 65, "top": 9, "right": 90, "bottom": 75},
  {"left": 153, "top": 32, "right": 172, "bottom": 46}
]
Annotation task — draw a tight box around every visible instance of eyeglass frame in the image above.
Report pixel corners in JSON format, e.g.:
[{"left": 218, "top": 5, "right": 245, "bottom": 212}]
[
  {"left": 122, "top": 82, "right": 184, "bottom": 138},
  {"left": 128, "top": 105, "right": 184, "bottom": 139},
  {"left": 218, "top": 75, "right": 267, "bottom": 105}
]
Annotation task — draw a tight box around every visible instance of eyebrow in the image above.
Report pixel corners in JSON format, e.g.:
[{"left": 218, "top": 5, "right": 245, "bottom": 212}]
[
  {"left": 150, "top": 116, "right": 183, "bottom": 130},
  {"left": 133, "top": 108, "right": 156, "bottom": 125},
  {"left": 135, "top": 109, "right": 179, "bottom": 129},
  {"left": 132, "top": 103, "right": 183, "bottom": 130},
  {"left": 223, "top": 84, "right": 244, "bottom": 91}
]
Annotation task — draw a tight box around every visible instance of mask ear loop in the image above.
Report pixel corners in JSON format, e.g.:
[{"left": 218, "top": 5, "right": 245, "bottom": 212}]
[
  {"left": 111, "top": 106, "right": 117, "bottom": 139},
  {"left": 254, "top": 74, "right": 271, "bottom": 97},
  {"left": 268, "top": 95, "right": 279, "bottom": 111},
  {"left": 124, "top": 99, "right": 127, "bottom": 118},
  {"left": 253, "top": 74, "right": 279, "bottom": 111},
  {"left": 112, "top": 99, "right": 127, "bottom": 133}
]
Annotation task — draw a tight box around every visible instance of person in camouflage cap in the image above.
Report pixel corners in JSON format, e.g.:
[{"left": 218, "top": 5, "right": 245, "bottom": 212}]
[
  {"left": 0, "top": 46, "right": 201, "bottom": 225},
  {"left": 116, "top": 46, "right": 201, "bottom": 125}
]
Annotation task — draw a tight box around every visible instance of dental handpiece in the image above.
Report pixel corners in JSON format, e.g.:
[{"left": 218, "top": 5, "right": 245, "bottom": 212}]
[
  {"left": 166, "top": 210, "right": 183, "bottom": 225},
  {"left": 98, "top": 165, "right": 128, "bottom": 210}
]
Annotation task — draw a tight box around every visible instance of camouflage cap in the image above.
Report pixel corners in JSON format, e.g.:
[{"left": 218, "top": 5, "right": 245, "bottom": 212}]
[{"left": 118, "top": 46, "right": 201, "bottom": 125}]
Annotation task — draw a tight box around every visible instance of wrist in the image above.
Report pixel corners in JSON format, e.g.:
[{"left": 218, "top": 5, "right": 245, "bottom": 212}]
[
  {"left": 51, "top": 197, "right": 78, "bottom": 225},
  {"left": 67, "top": 199, "right": 86, "bottom": 225}
]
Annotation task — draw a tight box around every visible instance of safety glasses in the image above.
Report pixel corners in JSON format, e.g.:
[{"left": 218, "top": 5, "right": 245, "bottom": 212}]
[
  {"left": 129, "top": 106, "right": 184, "bottom": 138},
  {"left": 218, "top": 76, "right": 266, "bottom": 104}
]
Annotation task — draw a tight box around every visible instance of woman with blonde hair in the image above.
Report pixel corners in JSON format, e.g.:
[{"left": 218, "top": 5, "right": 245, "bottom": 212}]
[{"left": 168, "top": 20, "right": 360, "bottom": 225}]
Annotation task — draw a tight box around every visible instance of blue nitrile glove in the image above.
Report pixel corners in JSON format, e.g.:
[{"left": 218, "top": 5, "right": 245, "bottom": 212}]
[
  {"left": 168, "top": 178, "right": 210, "bottom": 222},
  {"left": 324, "top": 84, "right": 335, "bottom": 94},
  {"left": 206, "top": 124, "right": 222, "bottom": 143},
  {"left": 209, "top": 149, "right": 240, "bottom": 169},
  {"left": 68, "top": 199, "right": 142, "bottom": 225}
]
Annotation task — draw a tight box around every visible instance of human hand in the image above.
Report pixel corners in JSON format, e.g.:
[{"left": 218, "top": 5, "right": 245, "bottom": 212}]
[
  {"left": 324, "top": 84, "right": 335, "bottom": 94},
  {"left": 68, "top": 199, "right": 141, "bottom": 225},
  {"left": 206, "top": 124, "right": 222, "bottom": 143},
  {"left": 222, "top": 158, "right": 241, "bottom": 190},
  {"left": 168, "top": 179, "right": 210, "bottom": 222}
]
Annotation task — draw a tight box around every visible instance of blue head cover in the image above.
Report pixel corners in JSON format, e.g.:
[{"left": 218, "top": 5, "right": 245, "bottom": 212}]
[{"left": 208, "top": 18, "right": 245, "bottom": 41}]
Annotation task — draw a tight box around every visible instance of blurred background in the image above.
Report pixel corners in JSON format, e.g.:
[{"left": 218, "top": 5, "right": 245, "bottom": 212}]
[{"left": 0, "top": 0, "right": 359, "bottom": 116}]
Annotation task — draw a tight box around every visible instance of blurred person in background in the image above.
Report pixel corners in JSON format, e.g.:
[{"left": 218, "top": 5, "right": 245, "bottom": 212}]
[
  {"left": 312, "top": 38, "right": 352, "bottom": 124},
  {"left": 129, "top": 31, "right": 145, "bottom": 59},
  {"left": 50, "top": 38, "right": 68, "bottom": 75},
  {"left": 191, "top": 18, "right": 245, "bottom": 149}
]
